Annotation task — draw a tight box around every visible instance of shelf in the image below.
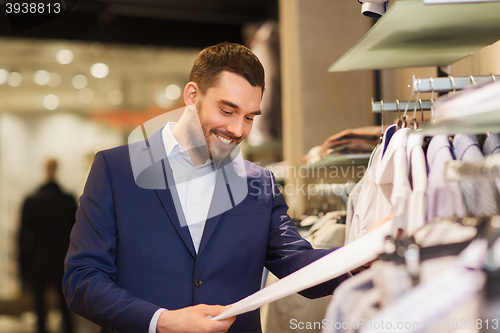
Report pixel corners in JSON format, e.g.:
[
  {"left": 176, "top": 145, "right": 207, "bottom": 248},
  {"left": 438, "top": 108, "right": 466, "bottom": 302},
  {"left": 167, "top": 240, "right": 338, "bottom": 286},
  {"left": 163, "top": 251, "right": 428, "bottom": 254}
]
[
  {"left": 309, "top": 154, "right": 372, "bottom": 167},
  {"left": 245, "top": 140, "right": 283, "bottom": 153},
  {"left": 420, "top": 79, "right": 500, "bottom": 135},
  {"left": 329, "top": 0, "right": 500, "bottom": 72}
]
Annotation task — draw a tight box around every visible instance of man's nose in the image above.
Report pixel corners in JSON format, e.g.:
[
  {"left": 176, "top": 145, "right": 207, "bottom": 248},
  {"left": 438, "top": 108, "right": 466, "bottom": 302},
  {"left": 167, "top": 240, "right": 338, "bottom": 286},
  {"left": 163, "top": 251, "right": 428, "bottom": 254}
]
[{"left": 226, "top": 117, "right": 245, "bottom": 139}]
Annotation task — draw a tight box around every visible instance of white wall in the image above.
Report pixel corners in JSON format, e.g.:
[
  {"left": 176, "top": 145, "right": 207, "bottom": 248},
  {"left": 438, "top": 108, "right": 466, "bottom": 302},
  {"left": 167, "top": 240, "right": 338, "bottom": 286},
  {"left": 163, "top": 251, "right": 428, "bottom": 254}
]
[
  {"left": 0, "top": 112, "right": 123, "bottom": 299},
  {"left": 280, "top": 0, "right": 374, "bottom": 216}
]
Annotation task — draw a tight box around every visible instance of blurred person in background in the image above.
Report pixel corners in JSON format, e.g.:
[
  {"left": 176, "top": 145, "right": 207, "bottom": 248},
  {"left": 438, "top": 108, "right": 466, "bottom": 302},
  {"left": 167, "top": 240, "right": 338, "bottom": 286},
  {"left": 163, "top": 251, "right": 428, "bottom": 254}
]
[{"left": 19, "top": 158, "right": 77, "bottom": 333}]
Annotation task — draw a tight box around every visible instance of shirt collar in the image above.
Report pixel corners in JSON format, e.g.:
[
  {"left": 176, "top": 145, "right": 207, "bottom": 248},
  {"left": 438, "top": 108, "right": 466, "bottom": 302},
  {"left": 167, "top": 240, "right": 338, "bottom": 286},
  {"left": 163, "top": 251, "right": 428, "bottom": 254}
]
[
  {"left": 163, "top": 122, "right": 182, "bottom": 157},
  {"left": 162, "top": 122, "right": 212, "bottom": 168},
  {"left": 452, "top": 134, "right": 480, "bottom": 161},
  {"left": 483, "top": 133, "right": 500, "bottom": 156}
]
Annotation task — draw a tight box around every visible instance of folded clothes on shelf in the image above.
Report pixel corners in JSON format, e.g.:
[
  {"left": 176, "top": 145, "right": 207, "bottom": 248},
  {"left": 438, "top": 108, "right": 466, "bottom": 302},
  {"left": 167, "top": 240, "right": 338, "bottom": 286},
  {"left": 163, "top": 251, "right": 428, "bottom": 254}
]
[
  {"left": 303, "top": 126, "right": 382, "bottom": 164},
  {"left": 323, "top": 140, "right": 378, "bottom": 157},
  {"left": 321, "top": 126, "right": 381, "bottom": 156}
]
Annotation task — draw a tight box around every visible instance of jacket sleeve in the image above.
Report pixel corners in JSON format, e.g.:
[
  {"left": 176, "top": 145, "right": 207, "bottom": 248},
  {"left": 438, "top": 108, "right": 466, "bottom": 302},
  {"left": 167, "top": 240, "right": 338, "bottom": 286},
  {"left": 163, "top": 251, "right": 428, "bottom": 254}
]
[
  {"left": 264, "top": 172, "right": 348, "bottom": 299},
  {"left": 63, "top": 151, "right": 160, "bottom": 333}
]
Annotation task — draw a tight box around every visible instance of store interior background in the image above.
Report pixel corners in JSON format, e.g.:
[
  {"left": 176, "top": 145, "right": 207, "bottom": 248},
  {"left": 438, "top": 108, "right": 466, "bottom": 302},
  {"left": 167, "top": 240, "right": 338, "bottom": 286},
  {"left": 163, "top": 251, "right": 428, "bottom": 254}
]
[{"left": 0, "top": 0, "right": 500, "bottom": 332}]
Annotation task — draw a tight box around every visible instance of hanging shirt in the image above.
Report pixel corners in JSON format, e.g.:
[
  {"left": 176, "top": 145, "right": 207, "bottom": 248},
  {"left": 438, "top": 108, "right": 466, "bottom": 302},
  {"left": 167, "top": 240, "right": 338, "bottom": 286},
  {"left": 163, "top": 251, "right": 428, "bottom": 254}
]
[
  {"left": 407, "top": 133, "right": 427, "bottom": 235},
  {"left": 482, "top": 133, "right": 500, "bottom": 156},
  {"left": 363, "top": 240, "right": 487, "bottom": 333},
  {"left": 482, "top": 133, "right": 500, "bottom": 195},
  {"left": 347, "top": 145, "right": 392, "bottom": 243},
  {"left": 453, "top": 134, "right": 497, "bottom": 217},
  {"left": 376, "top": 127, "right": 412, "bottom": 236},
  {"left": 322, "top": 268, "right": 378, "bottom": 333},
  {"left": 345, "top": 177, "right": 365, "bottom": 244},
  {"left": 426, "top": 135, "right": 466, "bottom": 221}
]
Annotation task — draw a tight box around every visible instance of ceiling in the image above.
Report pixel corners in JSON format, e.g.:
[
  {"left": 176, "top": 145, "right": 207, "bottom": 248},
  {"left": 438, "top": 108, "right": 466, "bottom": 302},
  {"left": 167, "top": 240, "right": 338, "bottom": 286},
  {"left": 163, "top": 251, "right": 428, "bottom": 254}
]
[
  {"left": 0, "top": 0, "right": 277, "bottom": 115},
  {"left": 0, "top": 0, "right": 278, "bottom": 47}
]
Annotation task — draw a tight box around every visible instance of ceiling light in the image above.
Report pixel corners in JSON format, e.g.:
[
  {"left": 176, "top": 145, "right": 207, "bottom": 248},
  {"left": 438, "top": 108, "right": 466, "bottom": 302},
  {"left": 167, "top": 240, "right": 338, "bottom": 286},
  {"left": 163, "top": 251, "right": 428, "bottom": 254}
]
[
  {"left": 72, "top": 74, "right": 87, "bottom": 89},
  {"left": 105, "top": 80, "right": 119, "bottom": 92},
  {"left": 165, "top": 84, "right": 181, "bottom": 100},
  {"left": 90, "top": 63, "right": 109, "bottom": 78},
  {"left": 156, "top": 93, "right": 174, "bottom": 109},
  {"left": 48, "top": 73, "right": 61, "bottom": 87},
  {"left": 43, "top": 94, "right": 59, "bottom": 110},
  {"left": 33, "top": 70, "right": 51, "bottom": 85},
  {"left": 107, "top": 90, "right": 123, "bottom": 105},
  {"left": 0, "top": 69, "right": 8, "bottom": 84},
  {"left": 8, "top": 72, "right": 22, "bottom": 87},
  {"left": 56, "top": 49, "right": 74, "bottom": 64},
  {"left": 79, "top": 88, "right": 94, "bottom": 103}
]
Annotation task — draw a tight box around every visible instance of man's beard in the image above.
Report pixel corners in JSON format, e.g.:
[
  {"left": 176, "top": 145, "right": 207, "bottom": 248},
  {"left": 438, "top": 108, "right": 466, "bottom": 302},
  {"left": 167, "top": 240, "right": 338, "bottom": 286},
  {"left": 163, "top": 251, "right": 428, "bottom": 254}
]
[
  {"left": 206, "top": 130, "right": 240, "bottom": 164},
  {"left": 196, "top": 102, "right": 241, "bottom": 164}
]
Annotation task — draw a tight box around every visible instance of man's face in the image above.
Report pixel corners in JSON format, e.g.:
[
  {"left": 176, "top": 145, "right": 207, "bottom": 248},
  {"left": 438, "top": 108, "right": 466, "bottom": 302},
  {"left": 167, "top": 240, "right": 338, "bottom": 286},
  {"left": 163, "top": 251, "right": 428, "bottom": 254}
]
[{"left": 195, "top": 71, "right": 262, "bottom": 161}]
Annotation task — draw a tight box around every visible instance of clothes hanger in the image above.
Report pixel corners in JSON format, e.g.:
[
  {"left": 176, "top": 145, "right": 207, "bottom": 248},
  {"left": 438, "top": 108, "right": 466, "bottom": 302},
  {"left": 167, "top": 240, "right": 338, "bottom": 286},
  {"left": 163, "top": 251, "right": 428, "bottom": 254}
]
[
  {"left": 397, "top": 99, "right": 401, "bottom": 124},
  {"left": 377, "top": 100, "right": 389, "bottom": 145},
  {"left": 411, "top": 98, "right": 425, "bottom": 130},
  {"left": 422, "top": 77, "right": 436, "bottom": 153},
  {"left": 398, "top": 88, "right": 416, "bottom": 130},
  {"left": 470, "top": 74, "right": 477, "bottom": 88},
  {"left": 408, "top": 84, "right": 421, "bottom": 130},
  {"left": 447, "top": 75, "right": 457, "bottom": 145},
  {"left": 449, "top": 74, "right": 457, "bottom": 96},
  {"left": 378, "top": 99, "right": 397, "bottom": 157}
]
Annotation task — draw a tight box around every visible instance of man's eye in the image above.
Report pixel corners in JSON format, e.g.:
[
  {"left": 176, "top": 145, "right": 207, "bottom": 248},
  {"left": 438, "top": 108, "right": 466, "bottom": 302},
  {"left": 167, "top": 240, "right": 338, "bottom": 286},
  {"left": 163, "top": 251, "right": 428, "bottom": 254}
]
[
  {"left": 245, "top": 116, "right": 254, "bottom": 121},
  {"left": 220, "top": 108, "right": 231, "bottom": 115}
]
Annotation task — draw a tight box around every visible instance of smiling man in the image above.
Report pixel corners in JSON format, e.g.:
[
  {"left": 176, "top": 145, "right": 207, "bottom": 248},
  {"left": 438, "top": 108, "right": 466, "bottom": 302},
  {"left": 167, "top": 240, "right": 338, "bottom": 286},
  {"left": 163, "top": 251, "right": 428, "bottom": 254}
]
[
  {"left": 172, "top": 69, "right": 262, "bottom": 165},
  {"left": 63, "top": 42, "right": 347, "bottom": 333}
]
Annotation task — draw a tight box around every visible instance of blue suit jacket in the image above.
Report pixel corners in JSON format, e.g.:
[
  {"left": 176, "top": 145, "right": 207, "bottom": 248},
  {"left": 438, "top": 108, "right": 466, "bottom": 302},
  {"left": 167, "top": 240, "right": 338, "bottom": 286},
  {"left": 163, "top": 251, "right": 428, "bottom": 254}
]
[{"left": 63, "top": 128, "right": 347, "bottom": 333}]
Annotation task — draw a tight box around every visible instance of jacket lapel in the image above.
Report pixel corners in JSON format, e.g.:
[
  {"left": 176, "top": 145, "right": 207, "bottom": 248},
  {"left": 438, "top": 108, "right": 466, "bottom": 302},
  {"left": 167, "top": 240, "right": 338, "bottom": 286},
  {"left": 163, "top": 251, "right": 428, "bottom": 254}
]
[
  {"left": 140, "top": 129, "right": 197, "bottom": 258},
  {"left": 198, "top": 158, "right": 248, "bottom": 255},
  {"left": 197, "top": 168, "right": 231, "bottom": 255}
]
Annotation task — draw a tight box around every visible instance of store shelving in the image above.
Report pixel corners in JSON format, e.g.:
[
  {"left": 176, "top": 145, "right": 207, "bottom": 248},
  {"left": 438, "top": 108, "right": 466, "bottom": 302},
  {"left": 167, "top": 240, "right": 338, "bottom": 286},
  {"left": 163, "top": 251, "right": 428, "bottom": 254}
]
[{"left": 329, "top": 0, "right": 500, "bottom": 72}]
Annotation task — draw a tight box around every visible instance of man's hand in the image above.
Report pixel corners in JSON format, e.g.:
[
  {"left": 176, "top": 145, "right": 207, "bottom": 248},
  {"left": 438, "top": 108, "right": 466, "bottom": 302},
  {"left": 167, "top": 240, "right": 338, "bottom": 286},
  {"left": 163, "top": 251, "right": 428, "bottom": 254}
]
[{"left": 157, "top": 304, "right": 235, "bottom": 333}]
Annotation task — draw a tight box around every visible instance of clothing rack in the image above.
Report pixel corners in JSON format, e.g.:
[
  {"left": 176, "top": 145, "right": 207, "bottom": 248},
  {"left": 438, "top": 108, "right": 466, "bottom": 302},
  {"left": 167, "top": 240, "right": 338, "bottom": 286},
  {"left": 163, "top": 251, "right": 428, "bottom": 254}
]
[
  {"left": 372, "top": 99, "right": 432, "bottom": 113},
  {"left": 306, "top": 182, "right": 357, "bottom": 213},
  {"left": 445, "top": 154, "right": 500, "bottom": 181},
  {"left": 412, "top": 74, "right": 499, "bottom": 94}
]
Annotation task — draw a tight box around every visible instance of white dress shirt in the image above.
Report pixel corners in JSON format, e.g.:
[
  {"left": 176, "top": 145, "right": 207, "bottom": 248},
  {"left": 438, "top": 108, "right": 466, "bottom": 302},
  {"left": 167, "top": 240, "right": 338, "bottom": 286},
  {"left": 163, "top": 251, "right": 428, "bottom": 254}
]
[
  {"left": 406, "top": 132, "right": 427, "bottom": 235},
  {"left": 376, "top": 127, "right": 412, "bottom": 236},
  {"left": 150, "top": 122, "right": 217, "bottom": 333},
  {"left": 162, "top": 122, "right": 217, "bottom": 253}
]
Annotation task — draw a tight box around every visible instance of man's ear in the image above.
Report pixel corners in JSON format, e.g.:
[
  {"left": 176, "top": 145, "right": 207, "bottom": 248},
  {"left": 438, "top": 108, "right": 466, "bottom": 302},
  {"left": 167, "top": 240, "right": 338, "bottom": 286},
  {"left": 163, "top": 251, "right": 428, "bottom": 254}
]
[{"left": 184, "top": 82, "right": 199, "bottom": 106}]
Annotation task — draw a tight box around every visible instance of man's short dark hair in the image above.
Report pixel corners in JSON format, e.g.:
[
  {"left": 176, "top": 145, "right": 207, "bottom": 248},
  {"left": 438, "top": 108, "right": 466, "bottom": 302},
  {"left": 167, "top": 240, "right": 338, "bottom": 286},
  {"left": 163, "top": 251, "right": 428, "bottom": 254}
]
[{"left": 189, "top": 42, "right": 265, "bottom": 95}]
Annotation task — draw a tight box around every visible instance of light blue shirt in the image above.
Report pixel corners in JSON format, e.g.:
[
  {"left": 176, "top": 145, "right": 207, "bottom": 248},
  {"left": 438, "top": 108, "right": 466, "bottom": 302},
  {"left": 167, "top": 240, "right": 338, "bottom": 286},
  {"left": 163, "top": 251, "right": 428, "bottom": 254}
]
[{"left": 149, "top": 122, "right": 217, "bottom": 333}]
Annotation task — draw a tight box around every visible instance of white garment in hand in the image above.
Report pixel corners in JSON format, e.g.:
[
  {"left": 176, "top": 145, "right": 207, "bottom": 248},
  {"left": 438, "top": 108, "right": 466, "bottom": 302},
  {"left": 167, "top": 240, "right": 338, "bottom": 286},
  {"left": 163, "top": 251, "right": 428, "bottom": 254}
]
[{"left": 213, "top": 222, "right": 391, "bottom": 321}]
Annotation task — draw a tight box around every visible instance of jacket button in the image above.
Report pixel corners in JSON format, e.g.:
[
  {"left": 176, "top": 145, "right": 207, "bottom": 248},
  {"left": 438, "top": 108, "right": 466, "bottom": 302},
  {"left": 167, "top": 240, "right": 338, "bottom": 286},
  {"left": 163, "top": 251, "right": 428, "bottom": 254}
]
[{"left": 195, "top": 278, "right": 203, "bottom": 287}]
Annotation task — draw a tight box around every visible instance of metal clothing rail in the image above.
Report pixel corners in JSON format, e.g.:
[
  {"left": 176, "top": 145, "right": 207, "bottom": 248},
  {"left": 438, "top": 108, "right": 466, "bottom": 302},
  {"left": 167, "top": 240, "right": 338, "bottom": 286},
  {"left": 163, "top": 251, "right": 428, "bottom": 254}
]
[
  {"left": 372, "top": 99, "right": 432, "bottom": 113},
  {"left": 412, "top": 74, "right": 499, "bottom": 94},
  {"left": 445, "top": 154, "right": 500, "bottom": 181}
]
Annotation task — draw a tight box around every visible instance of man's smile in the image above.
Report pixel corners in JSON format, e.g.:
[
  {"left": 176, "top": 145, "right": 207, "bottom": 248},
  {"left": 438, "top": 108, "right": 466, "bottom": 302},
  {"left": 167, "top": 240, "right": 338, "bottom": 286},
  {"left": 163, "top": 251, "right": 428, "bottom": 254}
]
[{"left": 214, "top": 132, "right": 234, "bottom": 145}]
